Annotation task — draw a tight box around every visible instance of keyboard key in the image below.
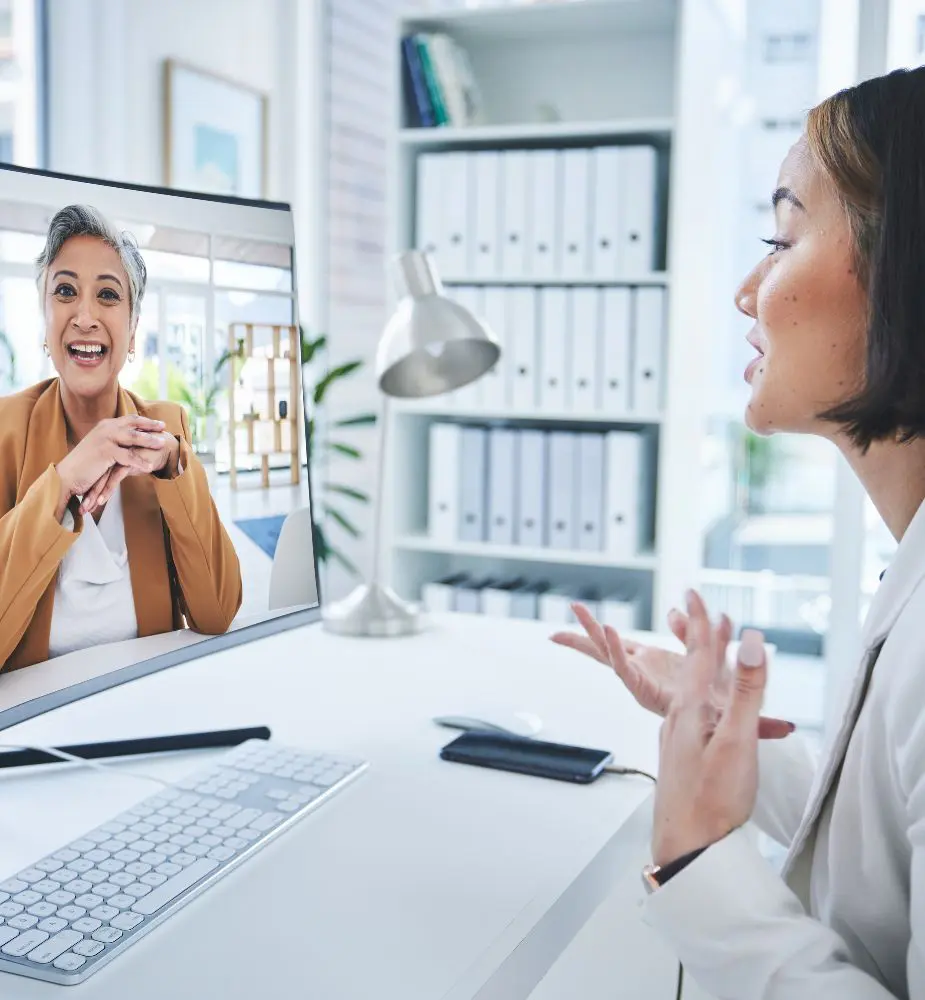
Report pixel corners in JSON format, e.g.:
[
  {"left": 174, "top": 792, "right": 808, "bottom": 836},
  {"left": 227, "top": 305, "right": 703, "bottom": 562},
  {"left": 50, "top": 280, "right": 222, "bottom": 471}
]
[
  {"left": 214, "top": 826, "right": 235, "bottom": 839},
  {"left": 52, "top": 849, "right": 80, "bottom": 863},
  {"left": 140, "top": 853, "right": 167, "bottom": 866},
  {"left": 67, "top": 859, "right": 94, "bottom": 874},
  {"left": 38, "top": 917, "right": 69, "bottom": 934},
  {"left": 0, "top": 927, "right": 18, "bottom": 947},
  {"left": 124, "top": 883, "right": 151, "bottom": 898},
  {"left": 127, "top": 840, "right": 155, "bottom": 854},
  {"left": 73, "top": 939, "right": 105, "bottom": 957},
  {"left": 184, "top": 826, "right": 207, "bottom": 839},
  {"left": 225, "top": 837, "right": 248, "bottom": 851},
  {"left": 75, "top": 894, "right": 104, "bottom": 909},
  {"left": 32, "top": 879, "right": 63, "bottom": 894},
  {"left": 129, "top": 823, "right": 155, "bottom": 836},
  {"left": 84, "top": 849, "right": 110, "bottom": 864},
  {"left": 89, "top": 906, "right": 119, "bottom": 922},
  {"left": 174, "top": 795, "right": 199, "bottom": 809},
  {"left": 56, "top": 905, "right": 87, "bottom": 921},
  {"left": 266, "top": 789, "right": 288, "bottom": 800},
  {"left": 115, "top": 850, "right": 140, "bottom": 863},
  {"left": 215, "top": 789, "right": 237, "bottom": 799},
  {"left": 0, "top": 878, "right": 27, "bottom": 894},
  {"left": 16, "top": 869, "right": 44, "bottom": 883},
  {"left": 99, "top": 859, "right": 125, "bottom": 874},
  {"left": 69, "top": 840, "right": 95, "bottom": 853},
  {"left": 72, "top": 917, "right": 102, "bottom": 933},
  {"left": 27, "top": 929, "right": 83, "bottom": 964},
  {"left": 250, "top": 812, "right": 284, "bottom": 832},
  {"left": 199, "top": 818, "right": 220, "bottom": 830},
  {"left": 35, "top": 858, "right": 65, "bottom": 874},
  {"left": 0, "top": 892, "right": 8, "bottom": 905},
  {"left": 278, "top": 800, "right": 300, "bottom": 813},
  {"left": 67, "top": 880, "right": 93, "bottom": 895},
  {"left": 159, "top": 843, "right": 181, "bottom": 857},
  {"left": 147, "top": 831, "right": 170, "bottom": 845},
  {"left": 158, "top": 807, "right": 181, "bottom": 819},
  {"left": 125, "top": 862, "right": 151, "bottom": 877},
  {"left": 84, "top": 870, "right": 108, "bottom": 885},
  {"left": 110, "top": 912, "right": 144, "bottom": 931},
  {"left": 0, "top": 902, "right": 24, "bottom": 918},
  {"left": 199, "top": 834, "right": 222, "bottom": 847},
  {"left": 93, "top": 926, "right": 122, "bottom": 943},
  {"left": 110, "top": 873, "right": 136, "bottom": 887},
  {"left": 100, "top": 821, "right": 126, "bottom": 835},
  {"left": 8, "top": 913, "right": 39, "bottom": 930},
  {"left": 2, "top": 928, "right": 49, "bottom": 956},
  {"left": 108, "top": 895, "right": 135, "bottom": 909},
  {"left": 27, "top": 902, "right": 58, "bottom": 918},
  {"left": 140, "top": 873, "right": 168, "bottom": 887},
  {"left": 13, "top": 890, "right": 43, "bottom": 906},
  {"left": 85, "top": 831, "right": 109, "bottom": 845},
  {"left": 208, "top": 847, "right": 235, "bottom": 862},
  {"left": 46, "top": 889, "right": 75, "bottom": 906},
  {"left": 155, "top": 863, "right": 182, "bottom": 877},
  {"left": 186, "top": 844, "right": 210, "bottom": 858},
  {"left": 131, "top": 858, "right": 217, "bottom": 915},
  {"left": 160, "top": 823, "right": 183, "bottom": 836},
  {"left": 53, "top": 952, "right": 86, "bottom": 971},
  {"left": 170, "top": 834, "right": 194, "bottom": 847},
  {"left": 95, "top": 883, "right": 120, "bottom": 899},
  {"left": 211, "top": 804, "right": 240, "bottom": 820}
]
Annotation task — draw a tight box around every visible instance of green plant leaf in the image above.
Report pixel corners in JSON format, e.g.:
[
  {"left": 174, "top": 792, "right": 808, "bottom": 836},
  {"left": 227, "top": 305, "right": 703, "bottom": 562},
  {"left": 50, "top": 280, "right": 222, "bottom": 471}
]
[
  {"left": 314, "top": 361, "right": 363, "bottom": 406},
  {"left": 312, "top": 520, "right": 331, "bottom": 564},
  {"left": 327, "top": 441, "right": 361, "bottom": 460},
  {"left": 323, "top": 483, "right": 370, "bottom": 503},
  {"left": 327, "top": 545, "right": 360, "bottom": 577},
  {"left": 324, "top": 505, "right": 361, "bottom": 538},
  {"left": 301, "top": 331, "right": 327, "bottom": 366},
  {"left": 334, "top": 413, "right": 377, "bottom": 428}
]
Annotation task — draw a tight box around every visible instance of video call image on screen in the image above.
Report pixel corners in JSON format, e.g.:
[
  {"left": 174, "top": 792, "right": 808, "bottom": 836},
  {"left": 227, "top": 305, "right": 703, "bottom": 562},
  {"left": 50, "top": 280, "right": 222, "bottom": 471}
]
[{"left": 0, "top": 164, "right": 318, "bottom": 720}]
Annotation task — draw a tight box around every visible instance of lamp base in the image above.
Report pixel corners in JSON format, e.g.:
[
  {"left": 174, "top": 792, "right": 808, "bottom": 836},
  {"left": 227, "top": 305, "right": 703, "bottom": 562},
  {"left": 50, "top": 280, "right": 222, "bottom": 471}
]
[{"left": 321, "top": 581, "right": 424, "bottom": 637}]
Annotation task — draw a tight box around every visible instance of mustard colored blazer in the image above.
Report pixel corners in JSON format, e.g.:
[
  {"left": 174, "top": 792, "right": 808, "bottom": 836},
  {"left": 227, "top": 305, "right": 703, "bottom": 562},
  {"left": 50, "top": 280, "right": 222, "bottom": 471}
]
[{"left": 0, "top": 379, "right": 243, "bottom": 671}]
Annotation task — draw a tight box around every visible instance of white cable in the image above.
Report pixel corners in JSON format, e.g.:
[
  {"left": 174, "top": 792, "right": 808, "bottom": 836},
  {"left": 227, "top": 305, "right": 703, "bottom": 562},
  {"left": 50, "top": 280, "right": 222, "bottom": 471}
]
[{"left": 0, "top": 744, "right": 173, "bottom": 788}]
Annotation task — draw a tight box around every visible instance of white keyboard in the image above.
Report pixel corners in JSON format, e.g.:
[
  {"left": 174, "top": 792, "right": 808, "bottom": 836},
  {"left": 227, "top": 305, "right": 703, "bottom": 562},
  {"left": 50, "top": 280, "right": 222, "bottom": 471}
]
[{"left": 0, "top": 739, "right": 368, "bottom": 985}]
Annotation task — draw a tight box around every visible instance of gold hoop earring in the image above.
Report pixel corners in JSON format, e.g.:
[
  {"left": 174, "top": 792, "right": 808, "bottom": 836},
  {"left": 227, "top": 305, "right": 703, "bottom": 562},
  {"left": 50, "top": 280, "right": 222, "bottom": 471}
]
[{"left": 127, "top": 350, "right": 135, "bottom": 363}]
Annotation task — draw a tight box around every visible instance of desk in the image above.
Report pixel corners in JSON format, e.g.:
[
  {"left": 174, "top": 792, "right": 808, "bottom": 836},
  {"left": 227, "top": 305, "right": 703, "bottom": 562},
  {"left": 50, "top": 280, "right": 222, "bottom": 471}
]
[{"left": 0, "top": 613, "right": 666, "bottom": 999}]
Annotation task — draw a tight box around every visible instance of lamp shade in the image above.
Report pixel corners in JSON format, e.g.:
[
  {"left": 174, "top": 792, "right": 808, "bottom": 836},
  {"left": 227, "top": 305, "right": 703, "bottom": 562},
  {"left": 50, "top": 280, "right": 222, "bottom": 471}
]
[{"left": 376, "top": 251, "right": 500, "bottom": 398}]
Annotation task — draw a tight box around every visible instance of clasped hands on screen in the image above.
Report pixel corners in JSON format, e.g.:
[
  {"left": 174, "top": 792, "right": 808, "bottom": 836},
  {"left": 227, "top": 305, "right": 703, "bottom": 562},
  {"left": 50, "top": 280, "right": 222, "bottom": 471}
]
[{"left": 55, "top": 415, "right": 179, "bottom": 520}]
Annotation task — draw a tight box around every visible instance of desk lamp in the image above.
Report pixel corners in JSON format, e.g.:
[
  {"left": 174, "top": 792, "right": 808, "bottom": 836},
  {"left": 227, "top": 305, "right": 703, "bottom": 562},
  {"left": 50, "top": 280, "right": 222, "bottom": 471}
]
[{"left": 321, "top": 250, "right": 500, "bottom": 637}]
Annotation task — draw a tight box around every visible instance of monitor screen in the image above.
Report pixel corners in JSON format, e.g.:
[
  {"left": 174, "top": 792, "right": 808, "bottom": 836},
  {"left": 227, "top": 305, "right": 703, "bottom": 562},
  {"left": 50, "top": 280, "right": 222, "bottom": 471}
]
[{"left": 0, "top": 163, "right": 321, "bottom": 731}]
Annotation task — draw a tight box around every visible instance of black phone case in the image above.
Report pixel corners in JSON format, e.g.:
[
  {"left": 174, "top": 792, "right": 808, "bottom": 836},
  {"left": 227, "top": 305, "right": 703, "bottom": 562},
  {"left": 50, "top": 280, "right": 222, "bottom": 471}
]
[{"left": 439, "top": 734, "right": 609, "bottom": 784}]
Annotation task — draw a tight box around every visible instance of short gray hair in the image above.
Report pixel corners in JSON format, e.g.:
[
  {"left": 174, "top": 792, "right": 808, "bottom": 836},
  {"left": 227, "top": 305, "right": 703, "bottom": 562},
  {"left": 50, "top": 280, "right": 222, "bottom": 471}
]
[{"left": 35, "top": 204, "right": 148, "bottom": 326}]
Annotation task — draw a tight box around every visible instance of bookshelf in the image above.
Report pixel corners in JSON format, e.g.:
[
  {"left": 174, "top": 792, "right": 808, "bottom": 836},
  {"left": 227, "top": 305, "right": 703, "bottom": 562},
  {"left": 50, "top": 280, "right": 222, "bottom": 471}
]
[{"left": 381, "top": 0, "right": 739, "bottom": 631}]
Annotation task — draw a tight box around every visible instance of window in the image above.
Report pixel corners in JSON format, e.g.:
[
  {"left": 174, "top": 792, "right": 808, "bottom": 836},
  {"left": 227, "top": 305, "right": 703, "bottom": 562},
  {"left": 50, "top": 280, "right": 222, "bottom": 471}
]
[
  {"left": 762, "top": 32, "right": 813, "bottom": 64},
  {"left": 0, "top": 0, "right": 43, "bottom": 168}
]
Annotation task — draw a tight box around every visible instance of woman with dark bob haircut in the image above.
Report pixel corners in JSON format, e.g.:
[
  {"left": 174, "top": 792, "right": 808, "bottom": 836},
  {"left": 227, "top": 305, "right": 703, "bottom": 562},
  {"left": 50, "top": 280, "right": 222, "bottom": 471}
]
[{"left": 553, "top": 66, "right": 925, "bottom": 996}]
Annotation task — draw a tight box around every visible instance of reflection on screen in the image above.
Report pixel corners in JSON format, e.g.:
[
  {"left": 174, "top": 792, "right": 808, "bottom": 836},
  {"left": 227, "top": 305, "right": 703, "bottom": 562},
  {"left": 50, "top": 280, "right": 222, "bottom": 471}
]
[{"left": 0, "top": 164, "right": 318, "bottom": 718}]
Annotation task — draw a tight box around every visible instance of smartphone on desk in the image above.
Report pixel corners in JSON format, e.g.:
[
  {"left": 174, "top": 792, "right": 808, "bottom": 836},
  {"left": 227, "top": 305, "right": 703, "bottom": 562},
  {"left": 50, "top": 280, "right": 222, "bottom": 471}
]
[{"left": 440, "top": 730, "right": 613, "bottom": 784}]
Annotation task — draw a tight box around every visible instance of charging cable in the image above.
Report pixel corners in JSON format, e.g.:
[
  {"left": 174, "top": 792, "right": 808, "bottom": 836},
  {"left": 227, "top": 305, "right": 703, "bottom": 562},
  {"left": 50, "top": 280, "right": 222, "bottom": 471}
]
[
  {"left": 0, "top": 743, "right": 173, "bottom": 788},
  {"left": 604, "top": 764, "right": 684, "bottom": 1000}
]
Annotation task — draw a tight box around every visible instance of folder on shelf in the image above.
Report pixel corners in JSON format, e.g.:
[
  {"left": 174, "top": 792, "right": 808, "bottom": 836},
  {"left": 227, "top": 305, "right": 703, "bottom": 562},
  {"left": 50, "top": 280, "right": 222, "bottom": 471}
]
[
  {"left": 471, "top": 150, "right": 501, "bottom": 278},
  {"left": 441, "top": 152, "right": 472, "bottom": 276},
  {"left": 604, "top": 430, "right": 646, "bottom": 558},
  {"left": 507, "top": 286, "right": 538, "bottom": 410},
  {"left": 619, "top": 145, "right": 658, "bottom": 275},
  {"left": 458, "top": 426, "right": 489, "bottom": 542},
  {"left": 527, "top": 149, "right": 559, "bottom": 279},
  {"left": 538, "top": 287, "right": 569, "bottom": 411},
  {"left": 415, "top": 153, "right": 443, "bottom": 259},
  {"left": 516, "top": 428, "right": 547, "bottom": 548},
  {"left": 600, "top": 287, "right": 632, "bottom": 414},
  {"left": 428, "top": 422, "right": 462, "bottom": 543},
  {"left": 479, "top": 287, "right": 508, "bottom": 409},
  {"left": 591, "top": 146, "right": 622, "bottom": 279},
  {"left": 481, "top": 577, "right": 526, "bottom": 618},
  {"left": 632, "top": 286, "right": 666, "bottom": 414},
  {"left": 576, "top": 433, "right": 605, "bottom": 552},
  {"left": 500, "top": 151, "right": 529, "bottom": 276},
  {"left": 510, "top": 581, "right": 549, "bottom": 620},
  {"left": 449, "top": 286, "right": 485, "bottom": 409},
  {"left": 454, "top": 576, "right": 495, "bottom": 614},
  {"left": 539, "top": 585, "right": 575, "bottom": 624},
  {"left": 421, "top": 573, "right": 469, "bottom": 613},
  {"left": 568, "top": 288, "right": 601, "bottom": 412},
  {"left": 560, "top": 148, "right": 592, "bottom": 279},
  {"left": 547, "top": 431, "right": 578, "bottom": 550},
  {"left": 488, "top": 427, "right": 518, "bottom": 545},
  {"left": 599, "top": 589, "right": 642, "bottom": 631}
]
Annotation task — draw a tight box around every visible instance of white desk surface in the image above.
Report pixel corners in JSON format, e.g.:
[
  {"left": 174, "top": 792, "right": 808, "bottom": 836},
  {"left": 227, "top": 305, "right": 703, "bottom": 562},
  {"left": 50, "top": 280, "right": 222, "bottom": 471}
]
[{"left": 0, "top": 612, "right": 663, "bottom": 1000}]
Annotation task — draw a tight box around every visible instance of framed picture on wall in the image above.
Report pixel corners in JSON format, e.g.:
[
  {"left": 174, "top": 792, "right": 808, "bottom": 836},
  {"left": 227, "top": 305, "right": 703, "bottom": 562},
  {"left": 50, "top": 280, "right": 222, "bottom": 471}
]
[{"left": 163, "top": 60, "right": 268, "bottom": 199}]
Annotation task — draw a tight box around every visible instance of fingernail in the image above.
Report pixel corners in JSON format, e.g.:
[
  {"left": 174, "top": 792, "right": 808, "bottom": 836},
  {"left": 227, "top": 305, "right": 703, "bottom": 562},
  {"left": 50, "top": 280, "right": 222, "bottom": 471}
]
[
  {"left": 787, "top": 722, "right": 796, "bottom": 732},
  {"left": 739, "top": 629, "right": 765, "bottom": 668}
]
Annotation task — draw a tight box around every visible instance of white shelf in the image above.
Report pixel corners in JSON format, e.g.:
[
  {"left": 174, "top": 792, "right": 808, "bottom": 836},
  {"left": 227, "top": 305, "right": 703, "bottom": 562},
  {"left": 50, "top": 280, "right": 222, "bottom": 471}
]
[
  {"left": 392, "top": 403, "right": 663, "bottom": 426},
  {"left": 438, "top": 273, "right": 670, "bottom": 287},
  {"left": 398, "top": 118, "right": 674, "bottom": 148},
  {"left": 395, "top": 535, "right": 658, "bottom": 572}
]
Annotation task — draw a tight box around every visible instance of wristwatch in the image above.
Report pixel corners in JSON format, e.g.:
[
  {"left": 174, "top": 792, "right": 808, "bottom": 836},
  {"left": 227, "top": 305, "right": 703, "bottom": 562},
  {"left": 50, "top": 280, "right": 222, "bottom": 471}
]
[{"left": 641, "top": 846, "right": 708, "bottom": 893}]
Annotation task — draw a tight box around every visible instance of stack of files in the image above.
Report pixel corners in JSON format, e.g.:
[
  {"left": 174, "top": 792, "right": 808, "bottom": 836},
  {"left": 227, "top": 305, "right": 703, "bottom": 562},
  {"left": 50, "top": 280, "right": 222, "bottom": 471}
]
[
  {"left": 426, "top": 423, "right": 655, "bottom": 558},
  {"left": 401, "top": 33, "right": 481, "bottom": 128},
  {"left": 414, "top": 145, "right": 660, "bottom": 280}
]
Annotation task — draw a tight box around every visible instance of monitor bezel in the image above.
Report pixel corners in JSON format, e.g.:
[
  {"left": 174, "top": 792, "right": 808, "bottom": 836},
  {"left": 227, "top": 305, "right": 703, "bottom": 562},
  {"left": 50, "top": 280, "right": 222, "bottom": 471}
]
[{"left": 0, "top": 162, "right": 325, "bottom": 734}]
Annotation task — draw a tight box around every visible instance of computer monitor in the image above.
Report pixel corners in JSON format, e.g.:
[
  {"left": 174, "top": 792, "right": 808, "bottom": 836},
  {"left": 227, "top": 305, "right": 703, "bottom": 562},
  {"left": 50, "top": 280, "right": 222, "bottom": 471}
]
[{"left": 0, "top": 163, "right": 322, "bottom": 731}]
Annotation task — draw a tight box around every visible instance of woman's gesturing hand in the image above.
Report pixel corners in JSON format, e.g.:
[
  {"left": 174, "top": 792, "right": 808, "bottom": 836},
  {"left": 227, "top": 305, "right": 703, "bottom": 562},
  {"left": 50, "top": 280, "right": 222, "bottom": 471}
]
[
  {"left": 55, "top": 415, "right": 169, "bottom": 519},
  {"left": 550, "top": 601, "right": 793, "bottom": 740},
  {"left": 651, "top": 590, "right": 766, "bottom": 866}
]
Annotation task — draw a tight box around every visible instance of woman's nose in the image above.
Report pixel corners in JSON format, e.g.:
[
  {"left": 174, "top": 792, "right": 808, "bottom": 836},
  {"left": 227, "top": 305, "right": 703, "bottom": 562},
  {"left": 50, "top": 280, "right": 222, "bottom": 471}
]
[
  {"left": 735, "top": 266, "right": 759, "bottom": 320},
  {"left": 72, "top": 295, "right": 100, "bottom": 330}
]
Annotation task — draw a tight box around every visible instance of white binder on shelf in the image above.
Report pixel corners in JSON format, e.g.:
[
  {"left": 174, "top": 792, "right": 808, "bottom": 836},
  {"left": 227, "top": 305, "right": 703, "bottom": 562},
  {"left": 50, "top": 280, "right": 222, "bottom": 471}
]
[
  {"left": 510, "top": 581, "right": 548, "bottom": 620},
  {"left": 428, "top": 422, "right": 462, "bottom": 543},
  {"left": 591, "top": 146, "right": 622, "bottom": 279},
  {"left": 487, "top": 427, "right": 518, "bottom": 545},
  {"left": 547, "top": 431, "right": 577, "bottom": 550},
  {"left": 538, "top": 287, "right": 569, "bottom": 411},
  {"left": 507, "top": 286, "right": 538, "bottom": 410},
  {"left": 538, "top": 585, "right": 574, "bottom": 624},
  {"left": 481, "top": 578, "right": 525, "bottom": 618},
  {"left": 527, "top": 149, "right": 559, "bottom": 279},
  {"left": 600, "top": 287, "right": 631, "bottom": 414},
  {"left": 455, "top": 577, "right": 492, "bottom": 614},
  {"left": 415, "top": 153, "right": 443, "bottom": 261},
  {"left": 449, "top": 286, "right": 485, "bottom": 409},
  {"left": 516, "top": 428, "right": 547, "bottom": 548},
  {"left": 600, "top": 590, "right": 641, "bottom": 631},
  {"left": 479, "top": 287, "right": 508, "bottom": 409},
  {"left": 619, "top": 145, "right": 658, "bottom": 275},
  {"left": 441, "top": 152, "right": 472, "bottom": 277},
  {"left": 568, "top": 288, "right": 601, "bottom": 413},
  {"left": 632, "top": 286, "right": 666, "bottom": 415},
  {"left": 560, "top": 148, "right": 592, "bottom": 279},
  {"left": 604, "top": 430, "right": 646, "bottom": 558},
  {"left": 500, "top": 150, "right": 529, "bottom": 276},
  {"left": 421, "top": 573, "right": 468, "bottom": 613},
  {"left": 458, "top": 426, "right": 488, "bottom": 542},
  {"left": 471, "top": 151, "right": 501, "bottom": 278},
  {"left": 576, "top": 433, "right": 605, "bottom": 551}
]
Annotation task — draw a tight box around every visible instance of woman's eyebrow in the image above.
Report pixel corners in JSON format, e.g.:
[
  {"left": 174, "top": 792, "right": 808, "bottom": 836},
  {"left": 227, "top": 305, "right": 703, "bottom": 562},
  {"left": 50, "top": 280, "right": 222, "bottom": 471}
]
[
  {"left": 97, "top": 273, "right": 124, "bottom": 289},
  {"left": 772, "top": 186, "right": 807, "bottom": 212}
]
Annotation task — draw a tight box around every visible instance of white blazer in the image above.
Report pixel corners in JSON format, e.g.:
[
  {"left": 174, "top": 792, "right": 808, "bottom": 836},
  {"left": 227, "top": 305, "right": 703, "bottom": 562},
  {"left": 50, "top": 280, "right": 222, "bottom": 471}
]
[{"left": 644, "top": 495, "right": 925, "bottom": 999}]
